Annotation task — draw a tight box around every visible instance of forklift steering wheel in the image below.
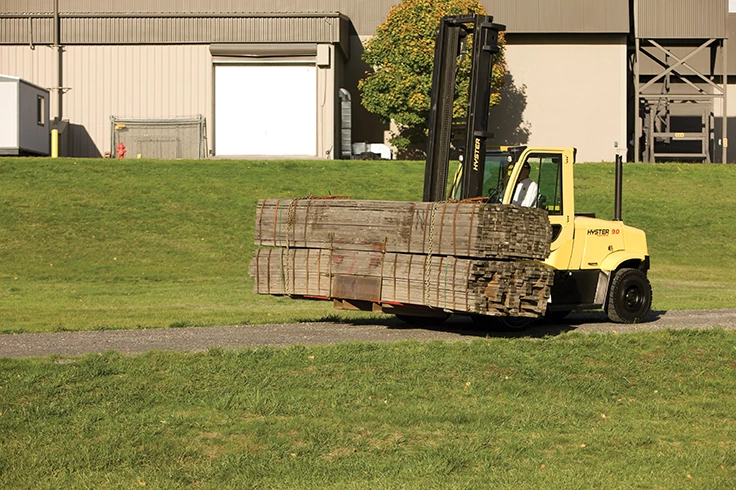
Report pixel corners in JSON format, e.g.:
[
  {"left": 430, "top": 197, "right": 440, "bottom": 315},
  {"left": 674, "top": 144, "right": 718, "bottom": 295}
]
[{"left": 487, "top": 186, "right": 503, "bottom": 203}]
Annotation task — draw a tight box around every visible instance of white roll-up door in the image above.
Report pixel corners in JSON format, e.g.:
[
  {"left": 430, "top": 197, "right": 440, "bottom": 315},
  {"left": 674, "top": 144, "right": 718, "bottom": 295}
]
[{"left": 215, "top": 64, "right": 317, "bottom": 156}]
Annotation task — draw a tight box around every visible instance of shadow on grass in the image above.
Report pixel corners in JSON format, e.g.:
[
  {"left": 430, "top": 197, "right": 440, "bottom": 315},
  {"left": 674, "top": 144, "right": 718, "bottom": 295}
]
[{"left": 299, "top": 310, "right": 667, "bottom": 339}]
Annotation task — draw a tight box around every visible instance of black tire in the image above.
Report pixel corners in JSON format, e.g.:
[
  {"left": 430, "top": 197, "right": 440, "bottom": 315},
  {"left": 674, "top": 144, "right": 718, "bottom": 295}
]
[
  {"left": 471, "top": 315, "right": 534, "bottom": 331},
  {"left": 605, "top": 268, "right": 652, "bottom": 323},
  {"left": 395, "top": 313, "right": 450, "bottom": 325}
]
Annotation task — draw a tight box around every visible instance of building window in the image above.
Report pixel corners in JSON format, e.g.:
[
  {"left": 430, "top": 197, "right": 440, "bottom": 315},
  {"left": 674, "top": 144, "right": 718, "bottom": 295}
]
[{"left": 37, "top": 95, "right": 45, "bottom": 126}]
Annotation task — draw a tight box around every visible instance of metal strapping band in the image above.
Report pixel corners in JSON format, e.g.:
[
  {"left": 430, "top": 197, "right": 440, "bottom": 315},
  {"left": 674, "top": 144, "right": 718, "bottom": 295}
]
[
  {"left": 407, "top": 203, "right": 416, "bottom": 253},
  {"left": 257, "top": 200, "right": 267, "bottom": 246},
  {"left": 285, "top": 198, "right": 299, "bottom": 296},
  {"left": 305, "top": 248, "right": 310, "bottom": 295},
  {"left": 317, "top": 249, "right": 322, "bottom": 294},
  {"left": 328, "top": 233, "right": 334, "bottom": 297},
  {"left": 421, "top": 203, "right": 431, "bottom": 254},
  {"left": 465, "top": 260, "right": 471, "bottom": 311},
  {"left": 266, "top": 249, "right": 272, "bottom": 295},
  {"left": 407, "top": 254, "right": 413, "bottom": 303},
  {"left": 273, "top": 199, "right": 281, "bottom": 247},
  {"left": 452, "top": 203, "right": 461, "bottom": 257},
  {"left": 436, "top": 256, "right": 444, "bottom": 308},
  {"left": 291, "top": 248, "right": 296, "bottom": 296},
  {"left": 379, "top": 237, "right": 388, "bottom": 300},
  {"left": 422, "top": 254, "right": 428, "bottom": 305},
  {"left": 304, "top": 199, "right": 312, "bottom": 246},
  {"left": 279, "top": 248, "right": 286, "bottom": 294},
  {"left": 437, "top": 202, "right": 448, "bottom": 256},
  {"left": 467, "top": 203, "right": 477, "bottom": 256},
  {"left": 452, "top": 257, "right": 458, "bottom": 309},
  {"left": 255, "top": 249, "right": 261, "bottom": 294},
  {"left": 424, "top": 202, "right": 440, "bottom": 303}
]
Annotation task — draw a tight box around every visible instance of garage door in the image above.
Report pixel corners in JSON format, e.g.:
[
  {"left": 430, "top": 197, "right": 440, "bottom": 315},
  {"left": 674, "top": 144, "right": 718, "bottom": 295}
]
[{"left": 215, "top": 64, "right": 317, "bottom": 156}]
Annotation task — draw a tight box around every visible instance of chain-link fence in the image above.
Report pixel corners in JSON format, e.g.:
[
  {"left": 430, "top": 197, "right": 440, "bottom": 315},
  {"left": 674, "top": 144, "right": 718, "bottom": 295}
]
[{"left": 110, "top": 115, "right": 206, "bottom": 159}]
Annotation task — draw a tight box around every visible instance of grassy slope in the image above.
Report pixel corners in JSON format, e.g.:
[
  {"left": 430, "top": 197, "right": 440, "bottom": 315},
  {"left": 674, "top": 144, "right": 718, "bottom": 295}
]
[
  {"left": 574, "top": 163, "right": 736, "bottom": 310},
  {"left": 1, "top": 158, "right": 735, "bottom": 333},
  {"left": 1, "top": 330, "right": 734, "bottom": 488}
]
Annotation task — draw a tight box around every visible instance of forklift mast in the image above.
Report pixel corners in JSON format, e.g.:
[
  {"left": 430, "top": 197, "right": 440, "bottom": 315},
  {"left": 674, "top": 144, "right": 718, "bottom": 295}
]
[{"left": 422, "top": 14, "right": 505, "bottom": 202}]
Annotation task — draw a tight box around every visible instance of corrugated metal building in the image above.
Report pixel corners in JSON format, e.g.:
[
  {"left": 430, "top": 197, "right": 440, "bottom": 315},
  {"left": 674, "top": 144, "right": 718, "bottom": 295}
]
[{"left": 0, "top": 0, "right": 733, "bottom": 161}]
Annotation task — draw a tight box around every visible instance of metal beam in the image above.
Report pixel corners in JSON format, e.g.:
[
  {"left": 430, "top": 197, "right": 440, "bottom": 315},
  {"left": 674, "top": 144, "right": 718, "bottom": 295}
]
[
  {"left": 461, "top": 18, "right": 503, "bottom": 200},
  {"left": 724, "top": 38, "right": 728, "bottom": 164},
  {"left": 639, "top": 39, "right": 715, "bottom": 93},
  {"left": 640, "top": 49, "right": 708, "bottom": 95},
  {"left": 648, "top": 40, "right": 723, "bottom": 93},
  {"left": 423, "top": 19, "right": 463, "bottom": 202},
  {"left": 423, "top": 15, "right": 504, "bottom": 202},
  {"left": 634, "top": 37, "right": 641, "bottom": 162}
]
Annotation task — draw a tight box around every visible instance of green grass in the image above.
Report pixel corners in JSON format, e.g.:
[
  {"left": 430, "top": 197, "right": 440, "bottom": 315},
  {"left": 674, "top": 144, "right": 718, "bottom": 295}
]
[
  {"left": 0, "top": 330, "right": 733, "bottom": 488},
  {"left": 1, "top": 158, "right": 735, "bottom": 333}
]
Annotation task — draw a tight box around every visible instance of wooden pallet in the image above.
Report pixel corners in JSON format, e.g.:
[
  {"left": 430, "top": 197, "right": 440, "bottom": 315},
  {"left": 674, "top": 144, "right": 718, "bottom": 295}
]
[{"left": 254, "top": 198, "right": 552, "bottom": 261}]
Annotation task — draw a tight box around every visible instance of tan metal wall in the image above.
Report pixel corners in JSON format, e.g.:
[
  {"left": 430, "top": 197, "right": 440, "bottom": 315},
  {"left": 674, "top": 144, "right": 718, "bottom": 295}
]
[
  {"left": 66, "top": 45, "right": 211, "bottom": 157},
  {"left": 1, "top": 0, "right": 629, "bottom": 35},
  {"left": 0, "top": 15, "right": 54, "bottom": 43},
  {"left": 0, "top": 43, "right": 343, "bottom": 158},
  {"left": 486, "top": 0, "right": 629, "bottom": 33},
  {"left": 58, "top": 14, "right": 346, "bottom": 46},
  {"left": 0, "top": 45, "right": 58, "bottom": 112},
  {"left": 636, "top": 0, "right": 727, "bottom": 39},
  {"left": 496, "top": 35, "right": 628, "bottom": 162},
  {"left": 0, "top": 0, "right": 54, "bottom": 14},
  {"left": 0, "top": 0, "right": 393, "bottom": 36}
]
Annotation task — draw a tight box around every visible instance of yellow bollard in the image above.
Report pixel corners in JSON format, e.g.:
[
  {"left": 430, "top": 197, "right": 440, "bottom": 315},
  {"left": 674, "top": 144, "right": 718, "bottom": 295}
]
[{"left": 51, "top": 129, "right": 59, "bottom": 158}]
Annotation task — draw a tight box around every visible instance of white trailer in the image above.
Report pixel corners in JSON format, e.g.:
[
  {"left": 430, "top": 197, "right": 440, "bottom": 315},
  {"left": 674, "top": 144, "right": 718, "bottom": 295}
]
[{"left": 0, "top": 75, "right": 50, "bottom": 156}]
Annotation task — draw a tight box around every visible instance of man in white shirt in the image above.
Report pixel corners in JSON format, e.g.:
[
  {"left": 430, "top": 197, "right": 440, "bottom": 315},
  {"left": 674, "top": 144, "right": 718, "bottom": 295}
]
[{"left": 512, "top": 162, "right": 538, "bottom": 207}]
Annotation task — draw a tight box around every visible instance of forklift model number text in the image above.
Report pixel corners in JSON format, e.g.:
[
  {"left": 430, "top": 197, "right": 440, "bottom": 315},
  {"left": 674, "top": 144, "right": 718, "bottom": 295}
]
[{"left": 587, "top": 228, "right": 621, "bottom": 236}]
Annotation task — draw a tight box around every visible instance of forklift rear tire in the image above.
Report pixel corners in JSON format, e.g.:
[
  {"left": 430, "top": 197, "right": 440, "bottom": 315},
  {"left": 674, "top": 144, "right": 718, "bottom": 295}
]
[{"left": 605, "top": 268, "right": 652, "bottom": 324}]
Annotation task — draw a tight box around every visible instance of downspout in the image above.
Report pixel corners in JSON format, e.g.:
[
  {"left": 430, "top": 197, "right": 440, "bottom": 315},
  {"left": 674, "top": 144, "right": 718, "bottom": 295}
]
[{"left": 54, "top": 0, "right": 62, "bottom": 121}]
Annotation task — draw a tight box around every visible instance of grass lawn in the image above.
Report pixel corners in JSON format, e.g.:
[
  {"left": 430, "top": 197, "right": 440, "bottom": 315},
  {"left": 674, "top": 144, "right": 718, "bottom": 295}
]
[
  {"left": 1, "top": 158, "right": 736, "bottom": 333},
  {"left": 1, "top": 330, "right": 734, "bottom": 488}
]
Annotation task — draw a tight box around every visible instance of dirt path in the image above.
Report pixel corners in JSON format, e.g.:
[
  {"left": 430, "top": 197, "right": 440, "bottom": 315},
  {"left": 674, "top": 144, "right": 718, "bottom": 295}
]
[{"left": 1, "top": 309, "right": 735, "bottom": 358}]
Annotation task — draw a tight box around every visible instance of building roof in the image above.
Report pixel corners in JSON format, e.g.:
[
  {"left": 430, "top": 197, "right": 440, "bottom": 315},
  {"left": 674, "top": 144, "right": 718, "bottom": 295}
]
[
  {"left": 0, "top": 0, "right": 730, "bottom": 41},
  {"left": 485, "top": 0, "right": 629, "bottom": 33},
  {"left": 636, "top": 0, "right": 727, "bottom": 39}
]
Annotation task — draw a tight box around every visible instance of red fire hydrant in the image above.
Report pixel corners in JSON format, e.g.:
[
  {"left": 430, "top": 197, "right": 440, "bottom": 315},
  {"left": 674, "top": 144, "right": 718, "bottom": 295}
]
[{"left": 116, "top": 142, "right": 126, "bottom": 159}]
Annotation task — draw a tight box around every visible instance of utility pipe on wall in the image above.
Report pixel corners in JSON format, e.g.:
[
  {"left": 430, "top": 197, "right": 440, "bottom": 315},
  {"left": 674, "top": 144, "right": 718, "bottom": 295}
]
[{"left": 54, "top": 0, "right": 63, "bottom": 121}]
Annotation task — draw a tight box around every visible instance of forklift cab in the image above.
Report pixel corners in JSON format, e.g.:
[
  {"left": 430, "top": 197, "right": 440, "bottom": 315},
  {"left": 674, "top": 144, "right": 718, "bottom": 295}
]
[
  {"left": 452, "top": 146, "right": 566, "bottom": 214},
  {"left": 450, "top": 146, "right": 575, "bottom": 263}
]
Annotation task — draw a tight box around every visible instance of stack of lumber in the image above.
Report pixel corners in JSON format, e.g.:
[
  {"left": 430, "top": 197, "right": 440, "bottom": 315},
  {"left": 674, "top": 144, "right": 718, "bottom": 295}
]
[
  {"left": 254, "top": 199, "right": 551, "bottom": 260},
  {"left": 249, "top": 198, "right": 554, "bottom": 317},
  {"left": 248, "top": 248, "right": 553, "bottom": 317}
]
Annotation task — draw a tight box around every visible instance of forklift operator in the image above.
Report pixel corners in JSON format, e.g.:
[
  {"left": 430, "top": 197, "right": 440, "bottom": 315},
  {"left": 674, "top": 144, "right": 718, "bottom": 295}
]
[{"left": 512, "top": 162, "right": 538, "bottom": 207}]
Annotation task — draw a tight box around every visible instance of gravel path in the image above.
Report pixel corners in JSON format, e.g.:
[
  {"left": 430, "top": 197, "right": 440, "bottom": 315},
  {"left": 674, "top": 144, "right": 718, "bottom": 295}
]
[{"left": 1, "top": 309, "right": 735, "bottom": 358}]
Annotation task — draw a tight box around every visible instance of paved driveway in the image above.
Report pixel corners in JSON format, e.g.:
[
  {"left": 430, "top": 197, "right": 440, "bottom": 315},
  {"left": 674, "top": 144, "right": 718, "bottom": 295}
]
[{"left": 1, "top": 309, "right": 734, "bottom": 358}]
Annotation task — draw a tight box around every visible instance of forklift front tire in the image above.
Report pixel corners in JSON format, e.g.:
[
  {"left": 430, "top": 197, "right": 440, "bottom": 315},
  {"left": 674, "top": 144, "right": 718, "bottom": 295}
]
[{"left": 605, "top": 268, "right": 652, "bottom": 323}]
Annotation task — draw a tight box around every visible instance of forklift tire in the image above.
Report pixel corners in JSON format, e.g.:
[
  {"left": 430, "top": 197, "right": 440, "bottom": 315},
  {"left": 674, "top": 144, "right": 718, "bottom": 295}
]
[{"left": 605, "top": 268, "right": 652, "bottom": 324}]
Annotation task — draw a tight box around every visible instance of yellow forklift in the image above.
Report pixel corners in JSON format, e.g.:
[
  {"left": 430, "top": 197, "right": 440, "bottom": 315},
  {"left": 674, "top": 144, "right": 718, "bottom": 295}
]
[{"left": 423, "top": 15, "right": 651, "bottom": 325}]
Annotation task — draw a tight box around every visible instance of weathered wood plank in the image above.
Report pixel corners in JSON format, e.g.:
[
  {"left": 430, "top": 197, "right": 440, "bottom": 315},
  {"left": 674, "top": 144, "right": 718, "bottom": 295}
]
[
  {"left": 254, "top": 199, "right": 552, "bottom": 261},
  {"left": 248, "top": 248, "right": 553, "bottom": 317}
]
